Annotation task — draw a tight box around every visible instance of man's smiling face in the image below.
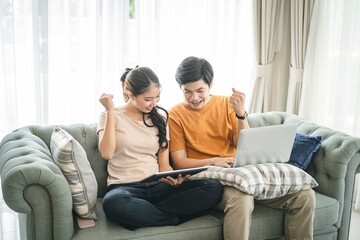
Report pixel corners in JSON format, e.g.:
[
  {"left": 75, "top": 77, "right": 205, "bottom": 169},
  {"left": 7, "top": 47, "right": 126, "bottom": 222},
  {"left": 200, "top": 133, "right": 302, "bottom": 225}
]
[{"left": 181, "top": 79, "right": 212, "bottom": 109}]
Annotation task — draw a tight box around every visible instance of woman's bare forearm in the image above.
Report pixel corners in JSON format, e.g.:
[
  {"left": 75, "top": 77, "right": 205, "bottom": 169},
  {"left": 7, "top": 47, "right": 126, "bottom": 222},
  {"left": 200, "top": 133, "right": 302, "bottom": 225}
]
[{"left": 99, "top": 110, "right": 116, "bottom": 160}]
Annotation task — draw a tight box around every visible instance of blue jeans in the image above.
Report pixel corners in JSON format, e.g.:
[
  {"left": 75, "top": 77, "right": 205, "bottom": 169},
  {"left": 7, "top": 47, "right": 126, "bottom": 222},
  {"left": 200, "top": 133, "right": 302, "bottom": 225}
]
[{"left": 102, "top": 179, "right": 223, "bottom": 229}]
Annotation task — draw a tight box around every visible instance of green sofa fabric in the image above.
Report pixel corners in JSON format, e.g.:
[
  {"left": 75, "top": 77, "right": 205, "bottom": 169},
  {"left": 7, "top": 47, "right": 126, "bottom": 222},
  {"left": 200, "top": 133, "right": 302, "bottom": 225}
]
[{"left": 1, "top": 112, "right": 360, "bottom": 240}]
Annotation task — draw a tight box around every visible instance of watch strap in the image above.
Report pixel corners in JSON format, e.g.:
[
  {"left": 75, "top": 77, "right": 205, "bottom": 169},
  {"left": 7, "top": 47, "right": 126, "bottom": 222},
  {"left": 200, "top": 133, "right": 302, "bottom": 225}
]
[{"left": 236, "top": 111, "right": 248, "bottom": 120}]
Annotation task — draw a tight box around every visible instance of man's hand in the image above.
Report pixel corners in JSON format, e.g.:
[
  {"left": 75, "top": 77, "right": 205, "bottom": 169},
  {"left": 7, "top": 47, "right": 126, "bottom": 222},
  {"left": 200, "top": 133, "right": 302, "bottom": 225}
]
[
  {"left": 229, "top": 88, "right": 246, "bottom": 116},
  {"left": 99, "top": 93, "right": 115, "bottom": 111},
  {"left": 210, "top": 157, "right": 235, "bottom": 168},
  {"left": 160, "top": 174, "right": 190, "bottom": 187}
]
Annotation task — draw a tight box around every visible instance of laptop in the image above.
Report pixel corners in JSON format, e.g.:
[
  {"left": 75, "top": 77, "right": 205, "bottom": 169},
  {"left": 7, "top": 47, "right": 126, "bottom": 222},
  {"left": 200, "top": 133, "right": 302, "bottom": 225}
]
[{"left": 233, "top": 123, "right": 297, "bottom": 167}]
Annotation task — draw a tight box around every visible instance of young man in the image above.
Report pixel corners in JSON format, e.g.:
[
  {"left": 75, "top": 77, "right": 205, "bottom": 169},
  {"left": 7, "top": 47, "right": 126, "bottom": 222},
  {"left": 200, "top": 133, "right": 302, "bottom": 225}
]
[{"left": 168, "top": 56, "right": 316, "bottom": 240}]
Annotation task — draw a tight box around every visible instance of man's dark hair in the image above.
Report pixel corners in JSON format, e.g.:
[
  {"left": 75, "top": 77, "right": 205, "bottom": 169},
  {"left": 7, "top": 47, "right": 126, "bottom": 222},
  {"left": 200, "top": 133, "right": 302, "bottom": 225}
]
[{"left": 175, "top": 56, "right": 214, "bottom": 87}]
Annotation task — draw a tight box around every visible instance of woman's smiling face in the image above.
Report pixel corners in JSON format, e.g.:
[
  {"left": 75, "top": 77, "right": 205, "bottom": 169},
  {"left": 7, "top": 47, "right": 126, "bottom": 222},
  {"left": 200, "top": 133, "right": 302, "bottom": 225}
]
[{"left": 132, "top": 84, "right": 161, "bottom": 113}]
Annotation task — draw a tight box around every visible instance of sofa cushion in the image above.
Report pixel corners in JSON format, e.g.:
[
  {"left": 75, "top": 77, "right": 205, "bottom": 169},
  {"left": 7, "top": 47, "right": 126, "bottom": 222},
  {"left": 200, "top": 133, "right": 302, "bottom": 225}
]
[
  {"left": 248, "top": 192, "right": 339, "bottom": 239},
  {"left": 190, "top": 163, "right": 318, "bottom": 199},
  {"left": 288, "top": 133, "right": 322, "bottom": 170},
  {"left": 50, "top": 126, "right": 98, "bottom": 220},
  {"left": 313, "top": 192, "right": 339, "bottom": 229},
  {"left": 74, "top": 192, "right": 339, "bottom": 240},
  {"left": 72, "top": 198, "right": 223, "bottom": 240}
]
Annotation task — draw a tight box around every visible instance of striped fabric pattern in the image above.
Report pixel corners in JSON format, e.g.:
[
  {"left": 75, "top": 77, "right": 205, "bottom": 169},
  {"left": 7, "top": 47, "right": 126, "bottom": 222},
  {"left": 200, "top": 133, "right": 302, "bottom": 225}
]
[
  {"left": 190, "top": 163, "right": 318, "bottom": 199},
  {"left": 50, "top": 126, "right": 98, "bottom": 220}
]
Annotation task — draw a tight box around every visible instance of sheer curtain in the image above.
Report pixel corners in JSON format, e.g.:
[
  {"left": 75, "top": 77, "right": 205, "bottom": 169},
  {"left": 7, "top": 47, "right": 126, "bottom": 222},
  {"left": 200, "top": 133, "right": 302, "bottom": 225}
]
[
  {"left": 133, "top": 0, "right": 254, "bottom": 111},
  {"left": 299, "top": 0, "right": 360, "bottom": 207},
  {"left": 0, "top": 0, "right": 129, "bottom": 139},
  {"left": 0, "top": 0, "right": 253, "bottom": 138}
]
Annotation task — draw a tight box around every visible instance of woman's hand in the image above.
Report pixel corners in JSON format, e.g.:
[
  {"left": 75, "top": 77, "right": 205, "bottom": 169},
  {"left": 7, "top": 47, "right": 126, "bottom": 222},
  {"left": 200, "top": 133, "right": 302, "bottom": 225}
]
[
  {"left": 159, "top": 174, "right": 190, "bottom": 187},
  {"left": 99, "top": 93, "right": 115, "bottom": 111}
]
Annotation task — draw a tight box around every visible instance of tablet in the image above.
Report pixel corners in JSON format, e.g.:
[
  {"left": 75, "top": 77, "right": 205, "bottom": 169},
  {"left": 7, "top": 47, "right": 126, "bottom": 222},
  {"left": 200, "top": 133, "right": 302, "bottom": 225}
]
[{"left": 140, "top": 166, "right": 208, "bottom": 183}]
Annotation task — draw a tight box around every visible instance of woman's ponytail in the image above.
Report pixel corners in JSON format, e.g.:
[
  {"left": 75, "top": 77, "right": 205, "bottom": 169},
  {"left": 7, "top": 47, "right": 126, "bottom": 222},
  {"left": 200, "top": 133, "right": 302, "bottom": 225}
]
[{"left": 120, "top": 66, "right": 138, "bottom": 102}]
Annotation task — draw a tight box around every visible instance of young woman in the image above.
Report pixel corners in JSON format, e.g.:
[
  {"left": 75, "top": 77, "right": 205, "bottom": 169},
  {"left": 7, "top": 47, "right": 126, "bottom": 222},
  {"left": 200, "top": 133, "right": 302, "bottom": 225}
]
[{"left": 97, "top": 66, "right": 223, "bottom": 230}]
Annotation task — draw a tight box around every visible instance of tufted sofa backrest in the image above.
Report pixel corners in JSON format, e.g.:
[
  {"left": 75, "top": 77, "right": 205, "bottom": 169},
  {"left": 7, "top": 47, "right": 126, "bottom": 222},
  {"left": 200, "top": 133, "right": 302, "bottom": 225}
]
[{"left": 2, "top": 112, "right": 360, "bottom": 213}]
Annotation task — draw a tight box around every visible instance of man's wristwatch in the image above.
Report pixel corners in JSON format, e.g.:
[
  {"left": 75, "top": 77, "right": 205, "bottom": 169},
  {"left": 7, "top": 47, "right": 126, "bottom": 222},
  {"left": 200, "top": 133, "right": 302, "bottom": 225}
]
[{"left": 236, "top": 111, "right": 248, "bottom": 120}]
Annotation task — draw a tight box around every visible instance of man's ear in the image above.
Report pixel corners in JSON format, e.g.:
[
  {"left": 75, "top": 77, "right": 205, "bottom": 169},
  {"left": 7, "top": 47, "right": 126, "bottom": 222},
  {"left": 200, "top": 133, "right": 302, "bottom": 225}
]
[{"left": 210, "top": 81, "right": 213, "bottom": 89}]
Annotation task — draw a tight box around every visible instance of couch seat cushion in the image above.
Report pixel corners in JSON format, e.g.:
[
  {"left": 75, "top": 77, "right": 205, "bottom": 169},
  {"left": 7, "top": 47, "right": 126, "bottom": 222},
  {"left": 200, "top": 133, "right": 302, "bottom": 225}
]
[
  {"left": 313, "top": 192, "right": 339, "bottom": 229},
  {"left": 72, "top": 192, "right": 339, "bottom": 240},
  {"left": 250, "top": 191, "right": 339, "bottom": 239},
  {"left": 72, "top": 198, "right": 223, "bottom": 240},
  {"left": 211, "top": 191, "right": 339, "bottom": 240}
]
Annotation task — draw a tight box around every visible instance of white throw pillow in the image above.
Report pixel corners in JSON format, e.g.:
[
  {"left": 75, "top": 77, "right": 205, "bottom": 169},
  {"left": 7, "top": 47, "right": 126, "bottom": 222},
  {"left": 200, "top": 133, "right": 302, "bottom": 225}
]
[
  {"left": 190, "top": 163, "right": 318, "bottom": 200},
  {"left": 50, "top": 126, "right": 98, "bottom": 220}
]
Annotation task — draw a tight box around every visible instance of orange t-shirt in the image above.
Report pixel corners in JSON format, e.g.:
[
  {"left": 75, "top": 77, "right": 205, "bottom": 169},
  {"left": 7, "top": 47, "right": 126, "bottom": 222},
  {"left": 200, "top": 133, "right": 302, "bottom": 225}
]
[{"left": 169, "top": 95, "right": 237, "bottom": 159}]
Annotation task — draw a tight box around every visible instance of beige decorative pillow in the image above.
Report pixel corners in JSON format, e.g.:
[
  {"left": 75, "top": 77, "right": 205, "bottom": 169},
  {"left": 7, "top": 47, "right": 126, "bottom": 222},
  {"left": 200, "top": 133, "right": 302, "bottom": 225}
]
[
  {"left": 50, "top": 126, "right": 98, "bottom": 220},
  {"left": 190, "top": 163, "right": 318, "bottom": 200}
]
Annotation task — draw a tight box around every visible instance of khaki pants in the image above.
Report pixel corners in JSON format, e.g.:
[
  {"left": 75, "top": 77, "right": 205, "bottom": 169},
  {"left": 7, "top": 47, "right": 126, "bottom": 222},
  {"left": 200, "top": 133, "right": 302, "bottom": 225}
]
[{"left": 216, "top": 186, "right": 316, "bottom": 240}]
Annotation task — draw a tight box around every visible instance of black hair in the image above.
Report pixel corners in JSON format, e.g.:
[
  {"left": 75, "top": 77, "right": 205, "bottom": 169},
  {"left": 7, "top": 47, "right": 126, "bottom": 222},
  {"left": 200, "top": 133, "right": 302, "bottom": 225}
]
[
  {"left": 120, "top": 66, "right": 168, "bottom": 150},
  {"left": 175, "top": 56, "right": 214, "bottom": 87}
]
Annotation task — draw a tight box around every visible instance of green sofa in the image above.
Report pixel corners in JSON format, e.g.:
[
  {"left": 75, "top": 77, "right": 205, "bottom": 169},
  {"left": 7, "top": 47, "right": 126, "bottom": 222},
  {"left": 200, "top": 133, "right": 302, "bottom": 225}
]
[{"left": 1, "top": 112, "right": 360, "bottom": 240}]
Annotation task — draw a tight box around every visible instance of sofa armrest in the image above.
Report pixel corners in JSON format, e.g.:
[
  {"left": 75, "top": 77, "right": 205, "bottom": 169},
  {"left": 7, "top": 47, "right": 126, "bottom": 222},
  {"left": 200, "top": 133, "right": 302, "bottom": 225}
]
[
  {"left": 304, "top": 128, "right": 360, "bottom": 239},
  {"left": 248, "top": 111, "right": 360, "bottom": 240},
  {"left": 0, "top": 128, "right": 74, "bottom": 240}
]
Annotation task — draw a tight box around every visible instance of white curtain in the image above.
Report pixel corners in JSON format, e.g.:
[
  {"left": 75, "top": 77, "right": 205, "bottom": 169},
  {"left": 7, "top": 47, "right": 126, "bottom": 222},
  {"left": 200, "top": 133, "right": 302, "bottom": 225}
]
[
  {"left": 285, "top": 0, "right": 314, "bottom": 114},
  {"left": 249, "top": 0, "right": 291, "bottom": 113},
  {"left": 0, "top": 0, "right": 253, "bottom": 139},
  {"left": 299, "top": 0, "right": 360, "bottom": 207},
  {"left": 134, "top": 0, "right": 254, "bottom": 112},
  {"left": 0, "top": 0, "right": 129, "bottom": 138}
]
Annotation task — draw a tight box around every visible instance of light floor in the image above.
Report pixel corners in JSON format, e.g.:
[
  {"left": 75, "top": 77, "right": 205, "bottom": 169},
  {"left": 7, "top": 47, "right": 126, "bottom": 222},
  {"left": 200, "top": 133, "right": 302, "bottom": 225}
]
[{"left": 1, "top": 197, "right": 360, "bottom": 240}]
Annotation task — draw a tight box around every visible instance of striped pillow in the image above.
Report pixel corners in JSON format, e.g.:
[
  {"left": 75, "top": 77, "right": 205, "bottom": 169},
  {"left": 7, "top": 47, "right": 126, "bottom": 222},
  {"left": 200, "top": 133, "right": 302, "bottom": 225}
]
[
  {"left": 190, "top": 163, "right": 318, "bottom": 200},
  {"left": 50, "top": 126, "right": 98, "bottom": 220}
]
